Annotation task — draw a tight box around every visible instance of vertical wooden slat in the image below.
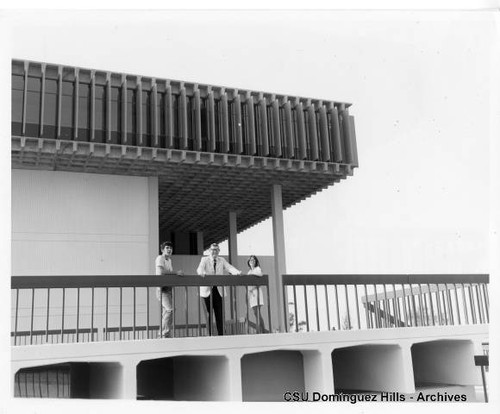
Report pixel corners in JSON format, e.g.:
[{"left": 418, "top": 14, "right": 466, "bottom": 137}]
[
  {"left": 105, "top": 287, "right": 109, "bottom": 340},
  {"left": 91, "top": 287, "right": 94, "bottom": 341},
  {"left": 282, "top": 285, "right": 288, "bottom": 332},
  {"left": 151, "top": 80, "right": 158, "bottom": 147},
  {"left": 106, "top": 73, "right": 111, "bottom": 143},
  {"left": 307, "top": 103, "right": 319, "bottom": 160},
  {"left": 461, "top": 283, "right": 469, "bottom": 324},
  {"left": 185, "top": 286, "right": 189, "bottom": 337},
  {"left": 354, "top": 284, "right": 361, "bottom": 329},
  {"left": 259, "top": 96, "right": 269, "bottom": 156},
  {"left": 272, "top": 99, "right": 282, "bottom": 157},
  {"left": 400, "top": 284, "right": 408, "bottom": 327},
  {"left": 61, "top": 288, "right": 65, "bottom": 343},
  {"left": 319, "top": 105, "right": 330, "bottom": 161},
  {"left": 267, "top": 284, "right": 272, "bottom": 333},
  {"left": 364, "top": 285, "right": 371, "bottom": 328},
  {"left": 121, "top": 74, "right": 127, "bottom": 145},
  {"left": 146, "top": 287, "right": 150, "bottom": 337},
  {"left": 208, "top": 89, "right": 216, "bottom": 152},
  {"left": 349, "top": 115, "right": 359, "bottom": 167},
  {"left": 392, "top": 284, "right": 400, "bottom": 327},
  {"left": 373, "top": 285, "right": 380, "bottom": 328},
  {"left": 284, "top": 100, "right": 294, "bottom": 158},
  {"left": 180, "top": 83, "right": 188, "bottom": 149},
  {"left": 246, "top": 286, "right": 250, "bottom": 333},
  {"left": 30, "top": 288, "right": 35, "bottom": 345},
  {"left": 74, "top": 68, "right": 79, "bottom": 140},
  {"left": 334, "top": 285, "right": 341, "bottom": 330},
  {"left": 482, "top": 284, "right": 489, "bottom": 322},
  {"left": 136, "top": 77, "right": 143, "bottom": 146},
  {"left": 340, "top": 105, "right": 354, "bottom": 164},
  {"left": 234, "top": 93, "right": 243, "bottom": 153},
  {"left": 303, "top": 286, "right": 309, "bottom": 332},
  {"left": 133, "top": 287, "right": 136, "bottom": 339},
  {"left": 119, "top": 287, "right": 123, "bottom": 339},
  {"left": 76, "top": 288, "right": 80, "bottom": 342},
  {"left": 194, "top": 87, "right": 202, "bottom": 151},
  {"left": 172, "top": 287, "right": 177, "bottom": 338},
  {"left": 22, "top": 61, "right": 28, "bottom": 136},
  {"left": 344, "top": 284, "right": 351, "bottom": 329},
  {"left": 329, "top": 105, "right": 342, "bottom": 162},
  {"left": 90, "top": 71, "right": 95, "bottom": 142},
  {"left": 314, "top": 285, "right": 320, "bottom": 331},
  {"left": 166, "top": 82, "right": 173, "bottom": 148},
  {"left": 57, "top": 66, "right": 63, "bottom": 139},
  {"left": 221, "top": 90, "right": 230, "bottom": 152},
  {"left": 296, "top": 101, "right": 307, "bottom": 159},
  {"left": 246, "top": 92, "right": 256, "bottom": 155},
  {"left": 45, "top": 288, "right": 50, "bottom": 343},
  {"left": 14, "top": 289, "right": 19, "bottom": 345},
  {"left": 197, "top": 288, "right": 202, "bottom": 337},
  {"left": 293, "top": 285, "right": 298, "bottom": 332},
  {"left": 427, "top": 284, "right": 435, "bottom": 325},
  {"left": 324, "top": 285, "right": 331, "bottom": 330},
  {"left": 39, "top": 63, "right": 46, "bottom": 137}
]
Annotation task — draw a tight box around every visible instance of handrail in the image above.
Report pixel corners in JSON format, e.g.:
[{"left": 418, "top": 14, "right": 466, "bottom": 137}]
[
  {"left": 283, "top": 273, "right": 490, "bottom": 333},
  {"left": 11, "top": 274, "right": 268, "bottom": 289},
  {"left": 283, "top": 274, "right": 489, "bottom": 285},
  {"left": 11, "top": 274, "right": 272, "bottom": 344}
]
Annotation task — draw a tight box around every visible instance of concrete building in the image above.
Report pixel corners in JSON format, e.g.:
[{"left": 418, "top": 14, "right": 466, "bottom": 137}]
[{"left": 10, "top": 59, "right": 488, "bottom": 402}]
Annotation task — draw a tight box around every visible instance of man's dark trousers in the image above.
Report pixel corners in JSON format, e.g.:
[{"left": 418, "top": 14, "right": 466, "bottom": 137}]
[{"left": 203, "top": 286, "right": 224, "bottom": 335}]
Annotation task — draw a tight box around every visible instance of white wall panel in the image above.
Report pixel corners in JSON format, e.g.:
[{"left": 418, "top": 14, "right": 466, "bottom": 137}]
[{"left": 12, "top": 170, "right": 155, "bottom": 276}]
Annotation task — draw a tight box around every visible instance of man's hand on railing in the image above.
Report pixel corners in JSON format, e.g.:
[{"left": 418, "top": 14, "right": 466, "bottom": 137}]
[{"left": 177, "top": 270, "right": 184, "bottom": 276}]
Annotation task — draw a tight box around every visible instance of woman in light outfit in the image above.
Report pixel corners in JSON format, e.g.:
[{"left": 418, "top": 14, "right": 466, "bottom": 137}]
[{"left": 247, "top": 255, "right": 266, "bottom": 333}]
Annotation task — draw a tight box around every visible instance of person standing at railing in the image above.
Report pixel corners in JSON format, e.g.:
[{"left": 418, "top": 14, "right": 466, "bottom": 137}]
[
  {"left": 155, "top": 241, "right": 183, "bottom": 338},
  {"left": 247, "top": 255, "right": 266, "bottom": 333},
  {"left": 197, "top": 243, "right": 242, "bottom": 336}
]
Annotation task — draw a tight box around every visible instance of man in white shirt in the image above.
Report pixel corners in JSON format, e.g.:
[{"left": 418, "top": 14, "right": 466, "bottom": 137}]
[
  {"left": 197, "top": 243, "right": 242, "bottom": 335},
  {"left": 155, "top": 241, "right": 183, "bottom": 338}
]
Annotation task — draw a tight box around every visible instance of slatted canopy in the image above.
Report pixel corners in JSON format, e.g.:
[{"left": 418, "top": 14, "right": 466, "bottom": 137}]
[{"left": 11, "top": 60, "right": 358, "bottom": 246}]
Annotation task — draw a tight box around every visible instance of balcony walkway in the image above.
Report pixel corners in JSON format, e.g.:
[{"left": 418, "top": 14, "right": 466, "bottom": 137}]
[{"left": 11, "top": 324, "right": 488, "bottom": 401}]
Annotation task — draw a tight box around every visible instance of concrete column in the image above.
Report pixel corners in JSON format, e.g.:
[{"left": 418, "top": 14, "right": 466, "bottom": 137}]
[
  {"left": 228, "top": 211, "right": 238, "bottom": 321},
  {"left": 121, "top": 361, "right": 138, "bottom": 400},
  {"left": 196, "top": 231, "right": 204, "bottom": 255},
  {"left": 271, "top": 184, "right": 287, "bottom": 332},
  {"left": 228, "top": 354, "right": 243, "bottom": 401},
  {"left": 148, "top": 177, "right": 159, "bottom": 275},
  {"left": 303, "top": 349, "right": 335, "bottom": 394},
  {"left": 400, "top": 343, "right": 417, "bottom": 393},
  {"left": 228, "top": 211, "right": 238, "bottom": 265}
]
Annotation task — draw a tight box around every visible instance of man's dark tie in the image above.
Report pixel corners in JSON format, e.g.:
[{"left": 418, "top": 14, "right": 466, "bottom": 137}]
[{"left": 213, "top": 259, "right": 217, "bottom": 274}]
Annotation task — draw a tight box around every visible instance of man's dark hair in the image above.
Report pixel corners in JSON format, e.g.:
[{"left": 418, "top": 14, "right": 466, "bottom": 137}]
[{"left": 160, "top": 241, "right": 173, "bottom": 251}]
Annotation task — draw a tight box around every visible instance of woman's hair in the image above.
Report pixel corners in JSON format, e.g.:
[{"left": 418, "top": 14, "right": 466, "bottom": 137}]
[{"left": 247, "top": 255, "right": 260, "bottom": 268}]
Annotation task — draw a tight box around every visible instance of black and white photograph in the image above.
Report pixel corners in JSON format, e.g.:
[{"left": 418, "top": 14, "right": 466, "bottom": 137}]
[{"left": 1, "top": 1, "right": 498, "bottom": 413}]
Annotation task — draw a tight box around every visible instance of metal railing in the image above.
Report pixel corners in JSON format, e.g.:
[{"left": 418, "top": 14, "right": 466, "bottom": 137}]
[
  {"left": 283, "top": 274, "right": 489, "bottom": 332},
  {"left": 11, "top": 275, "right": 271, "bottom": 345}
]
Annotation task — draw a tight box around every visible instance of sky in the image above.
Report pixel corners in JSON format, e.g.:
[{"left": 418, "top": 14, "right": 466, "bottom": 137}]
[
  {"left": 0, "top": 4, "right": 499, "bottom": 414},
  {"left": 0, "top": 9, "right": 497, "bottom": 277}
]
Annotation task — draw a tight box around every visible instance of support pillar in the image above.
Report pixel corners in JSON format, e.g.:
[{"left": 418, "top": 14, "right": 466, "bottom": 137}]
[
  {"left": 228, "top": 354, "right": 243, "bottom": 401},
  {"left": 121, "top": 361, "right": 138, "bottom": 400},
  {"left": 271, "top": 184, "right": 287, "bottom": 332},
  {"left": 196, "top": 231, "right": 204, "bottom": 255},
  {"left": 228, "top": 211, "right": 238, "bottom": 323},
  {"left": 148, "top": 177, "right": 159, "bottom": 275},
  {"left": 303, "top": 349, "right": 335, "bottom": 394}
]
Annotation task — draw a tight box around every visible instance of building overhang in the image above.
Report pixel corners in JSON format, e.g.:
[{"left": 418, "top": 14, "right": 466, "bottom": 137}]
[{"left": 12, "top": 136, "right": 353, "bottom": 245}]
